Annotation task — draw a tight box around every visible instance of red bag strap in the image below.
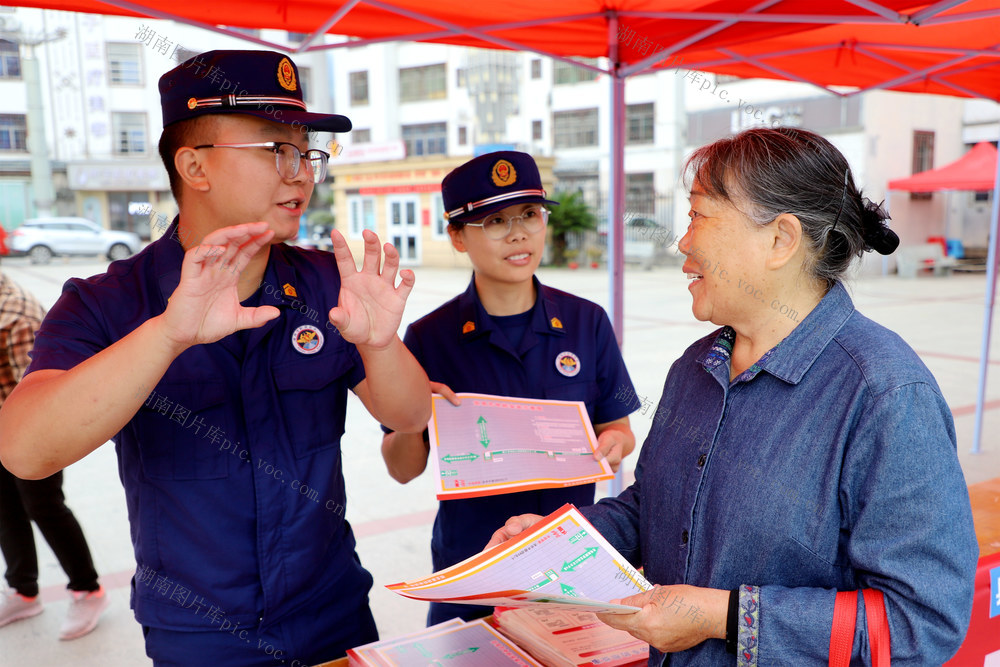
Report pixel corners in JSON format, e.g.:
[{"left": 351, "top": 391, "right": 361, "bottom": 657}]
[
  {"left": 862, "top": 589, "right": 891, "bottom": 667},
  {"left": 829, "top": 589, "right": 892, "bottom": 667},
  {"left": 829, "top": 590, "right": 858, "bottom": 667}
]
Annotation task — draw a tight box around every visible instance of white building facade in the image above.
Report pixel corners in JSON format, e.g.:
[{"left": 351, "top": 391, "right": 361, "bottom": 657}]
[{"left": 0, "top": 8, "right": 333, "bottom": 237}]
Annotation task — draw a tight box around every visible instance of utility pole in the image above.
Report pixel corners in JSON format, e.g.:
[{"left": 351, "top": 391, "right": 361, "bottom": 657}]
[{"left": 0, "top": 19, "right": 66, "bottom": 218}]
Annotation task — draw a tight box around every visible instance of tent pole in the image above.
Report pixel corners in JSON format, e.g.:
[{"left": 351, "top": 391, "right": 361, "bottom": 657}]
[
  {"left": 972, "top": 144, "right": 1000, "bottom": 454},
  {"left": 608, "top": 15, "right": 626, "bottom": 495}
]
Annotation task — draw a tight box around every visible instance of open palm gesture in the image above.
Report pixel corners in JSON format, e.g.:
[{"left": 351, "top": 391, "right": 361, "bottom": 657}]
[
  {"left": 328, "top": 229, "right": 415, "bottom": 350},
  {"left": 161, "top": 222, "right": 278, "bottom": 348}
]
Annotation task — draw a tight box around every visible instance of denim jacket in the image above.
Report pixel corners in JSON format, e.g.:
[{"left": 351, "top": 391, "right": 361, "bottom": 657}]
[{"left": 583, "top": 282, "right": 978, "bottom": 666}]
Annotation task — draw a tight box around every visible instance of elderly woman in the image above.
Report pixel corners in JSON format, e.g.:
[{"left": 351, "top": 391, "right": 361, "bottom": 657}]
[{"left": 489, "top": 127, "right": 978, "bottom": 665}]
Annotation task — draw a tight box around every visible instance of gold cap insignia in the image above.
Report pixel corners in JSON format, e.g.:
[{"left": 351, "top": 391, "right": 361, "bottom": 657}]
[
  {"left": 462, "top": 321, "right": 476, "bottom": 334},
  {"left": 550, "top": 317, "right": 563, "bottom": 329},
  {"left": 187, "top": 97, "right": 198, "bottom": 110},
  {"left": 277, "top": 57, "right": 297, "bottom": 92},
  {"left": 491, "top": 159, "right": 516, "bottom": 187},
  {"left": 283, "top": 283, "right": 298, "bottom": 297}
]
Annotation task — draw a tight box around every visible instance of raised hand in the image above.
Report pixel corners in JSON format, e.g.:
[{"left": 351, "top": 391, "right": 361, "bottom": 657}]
[
  {"left": 328, "top": 228, "right": 415, "bottom": 349},
  {"left": 160, "top": 222, "right": 279, "bottom": 350}
]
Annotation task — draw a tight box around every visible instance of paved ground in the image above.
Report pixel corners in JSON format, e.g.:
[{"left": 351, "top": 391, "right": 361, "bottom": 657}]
[{"left": 1, "top": 252, "right": 998, "bottom": 665}]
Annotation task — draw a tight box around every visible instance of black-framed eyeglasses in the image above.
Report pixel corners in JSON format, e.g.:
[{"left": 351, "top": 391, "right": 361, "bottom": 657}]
[
  {"left": 193, "top": 141, "right": 331, "bottom": 184},
  {"left": 464, "top": 204, "right": 549, "bottom": 240}
]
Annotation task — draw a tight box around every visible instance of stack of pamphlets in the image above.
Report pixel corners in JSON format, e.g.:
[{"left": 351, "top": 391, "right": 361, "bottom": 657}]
[
  {"left": 493, "top": 607, "right": 648, "bottom": 667},
  {"left": 347, "top": 618, "right": 543, "bottom": 666}
]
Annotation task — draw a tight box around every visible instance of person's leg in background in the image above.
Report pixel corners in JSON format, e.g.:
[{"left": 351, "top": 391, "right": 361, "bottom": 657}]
[
  {"left": 0, "top": 462, "right": 44, "bottom": 626},
  {"left": 0, "top": 465, "right": 108, "bottom": 639}
]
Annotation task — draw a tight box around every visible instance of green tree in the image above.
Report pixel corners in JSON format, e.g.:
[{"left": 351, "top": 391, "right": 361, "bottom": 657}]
[{"left": 546, "top": 191, "right": 596, "bottom": 266}]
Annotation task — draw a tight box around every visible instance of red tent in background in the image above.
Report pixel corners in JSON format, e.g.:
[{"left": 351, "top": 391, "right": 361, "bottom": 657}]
[
  {"left": 6, "top": 1, "right": 1000, "bottom": 102},
  {"left": 889, "top": 141, "right": 998, "bottom": 192}
]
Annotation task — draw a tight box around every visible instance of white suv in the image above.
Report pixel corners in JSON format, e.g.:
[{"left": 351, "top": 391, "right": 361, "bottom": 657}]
[{"left": 9, "top": 217, "right": 142, "bottom": 264}]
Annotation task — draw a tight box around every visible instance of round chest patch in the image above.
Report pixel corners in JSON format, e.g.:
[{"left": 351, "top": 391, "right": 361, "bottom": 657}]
[
  {"left": 292, "top": 325, "right": 323, "bottom": 355},
  {"left": 555, "top": 351, "right": 581, "bottom": 377}
]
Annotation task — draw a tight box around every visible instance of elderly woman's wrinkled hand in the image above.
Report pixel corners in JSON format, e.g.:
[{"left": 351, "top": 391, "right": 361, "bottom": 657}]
[{"left": 596, "top": 584, "right": 728, "bottom": 654}]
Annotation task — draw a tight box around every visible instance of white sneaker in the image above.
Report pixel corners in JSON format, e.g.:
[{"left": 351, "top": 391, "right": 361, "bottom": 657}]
[
  {"left": 59, "top": 586, "right": 109, "bottom": 640},
  {"left": 0, "top": 589, "right": 43, "bottom": 628}
]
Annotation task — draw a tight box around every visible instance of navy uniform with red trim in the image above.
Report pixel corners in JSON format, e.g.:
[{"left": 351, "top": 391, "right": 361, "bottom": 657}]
[
  {"left": 389, "top": 151, "right": 640, "bottom": 624},
  {"left": 25, "top": 51, "right": 379, "bottom": 665}
]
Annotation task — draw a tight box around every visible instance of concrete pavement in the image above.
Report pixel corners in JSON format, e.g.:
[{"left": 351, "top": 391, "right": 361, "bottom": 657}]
[{"left": 1, "top": 253, "right": 998, "bottom": 665}]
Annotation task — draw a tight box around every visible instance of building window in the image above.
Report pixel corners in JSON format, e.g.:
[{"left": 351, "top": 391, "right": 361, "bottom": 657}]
[
  {"left": 911, "top": 130, "right": 934, "bottom": 200},
  {"left": 458, "top": 126, "right": 467, "bottom": 146},
  {"left": 553, "top": 108, "right": 598, "bottom": 148},
  {"left": 402, "top": 122, "right": 447, "bottom": 156},
  {"left": 0, "top": 114, "right": 27, "bottom": 151},
  {"left": 531, "top": 59, "right": 542, "bottom": 79},
  {"left": 626, "top": 103, "right": 654, "bottom": 145},
  {"left": 287, "top": 32, "right": 309, "bottom": 44},
  {"left": 0, "top": 40, "right": 20, "bottom": 79},
  {"left": 112, "top": 112, "right": 148, "bottom": 155},
  {"left": 553, "top": 58, "right": 600, "bottom": 85},
  {"left": 625, "top": 172, "right": 655, "bottom": 214},
  {"left": 399, "top": 63, "right": 447, "bottom": 102},
  {"left": 298, "top": 66, "right": 312, "bottom": 103},
  {"left": 431, "top": 193, "right": 448, "bottom": 240},
  {"left": 348, "top": 196, "right": 376, "bottom": 238},
  {"left": 107, "top": 43, "right": 142, "bottom": 86},
  {"left": 532, "top": 120, "right": 543, "bottom": 141},
  {"left": 455, "top": 67, "right": 466, "bottom": 88},
  {"left": 352, "top": 128, "right": 371, "bottom": 143},
  {"left": 350, "top": 71, "right": 369, "bottom": 106}
]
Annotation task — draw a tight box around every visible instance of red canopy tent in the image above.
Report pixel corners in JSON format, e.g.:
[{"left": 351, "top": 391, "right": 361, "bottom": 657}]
[
  {"left": 4, "top": 1, "right": 1000, "bottom": 457},
  {"left": 888, "top": 140, "right": 1000, "bottom": 455},
  {"left": 889, "top": 141, "right": 998, "bottom": 191}
]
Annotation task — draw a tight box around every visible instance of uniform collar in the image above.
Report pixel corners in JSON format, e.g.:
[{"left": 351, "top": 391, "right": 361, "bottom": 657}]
[
  {"left": 697, "top": 281, "right": 856, "bottom": 386},
  {"left": 456, "top": 274, "right": 566, "bottom": 345}
]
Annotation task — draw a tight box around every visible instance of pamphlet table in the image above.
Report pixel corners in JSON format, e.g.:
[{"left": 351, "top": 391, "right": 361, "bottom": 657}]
[
  {"left": 945, "top": 476, "right": 1000, "bottom": 665},
  {"left": 319, "top": 476, "right": 1000, "bottom": 667},
  {"left": 313, "top": 616, "right": 499, "bottom": 667}
]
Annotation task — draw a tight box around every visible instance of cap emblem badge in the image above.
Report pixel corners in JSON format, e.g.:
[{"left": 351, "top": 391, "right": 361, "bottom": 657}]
[
  {"left": 491, "top": 160, "right": 516, "bottom": 187},
  {"left": 277, "top": 57, "right": 297, "bottom": 92}
]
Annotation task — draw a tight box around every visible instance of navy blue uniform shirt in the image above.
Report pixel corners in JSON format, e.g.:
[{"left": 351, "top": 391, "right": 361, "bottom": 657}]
[
  {"left": 27, "top": 221, "right": 374, "bottom": 635},
  {"left": 397, "top": 276, "right": 639, "bottom": 621}
]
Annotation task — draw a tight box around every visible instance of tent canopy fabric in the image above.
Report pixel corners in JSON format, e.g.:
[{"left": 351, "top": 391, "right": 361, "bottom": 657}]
[
  {"left": 889, "top": 141, "right": 999, "bottom": 192},
  {"left": 6, "top": 0, "right": 1000, "bottom": 102}
]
